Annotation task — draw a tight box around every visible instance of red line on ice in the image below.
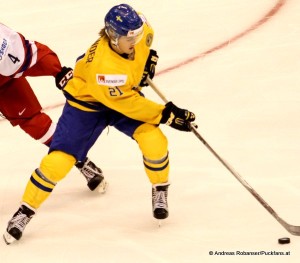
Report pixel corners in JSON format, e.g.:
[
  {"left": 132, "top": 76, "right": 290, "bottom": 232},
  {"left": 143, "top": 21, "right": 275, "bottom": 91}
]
[
  {"left": 0, "top": 0, "right": 286, "bottom": 121},
  {"left": 157, "top": 0, "right": 286, "bottom": 76}
]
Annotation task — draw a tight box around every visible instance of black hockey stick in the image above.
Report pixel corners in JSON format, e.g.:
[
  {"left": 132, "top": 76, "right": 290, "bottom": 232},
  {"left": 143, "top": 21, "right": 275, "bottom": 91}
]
[{"left": 146, "top": 77, "right": 300, "bottom": 236}]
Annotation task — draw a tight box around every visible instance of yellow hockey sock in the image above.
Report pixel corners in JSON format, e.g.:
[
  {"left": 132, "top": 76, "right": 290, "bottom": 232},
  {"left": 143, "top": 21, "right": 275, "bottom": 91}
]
[
  {"left": 22, "top": 151, "right": 76, "bottom": 209},
  {"left": 133, "top": 124, "right": 169, "bottom": 184}
]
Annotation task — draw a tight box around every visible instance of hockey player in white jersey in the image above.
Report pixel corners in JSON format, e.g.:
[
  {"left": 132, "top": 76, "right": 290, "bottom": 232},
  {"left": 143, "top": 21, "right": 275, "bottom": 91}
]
[{"left": 0, "top": 23, "right": 108, "bottom": 191}]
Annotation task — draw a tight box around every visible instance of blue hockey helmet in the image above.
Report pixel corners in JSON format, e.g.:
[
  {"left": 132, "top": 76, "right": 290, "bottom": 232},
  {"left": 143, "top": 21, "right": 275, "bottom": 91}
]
[{"left": 105, "top": 4, "right": 144, "bottom": 44}]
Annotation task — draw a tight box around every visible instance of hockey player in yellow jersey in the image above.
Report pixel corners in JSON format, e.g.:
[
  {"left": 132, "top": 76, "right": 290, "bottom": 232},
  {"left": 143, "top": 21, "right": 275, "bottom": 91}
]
[{"left": 3, "top": 3, "right": 196, "bottom": 244}]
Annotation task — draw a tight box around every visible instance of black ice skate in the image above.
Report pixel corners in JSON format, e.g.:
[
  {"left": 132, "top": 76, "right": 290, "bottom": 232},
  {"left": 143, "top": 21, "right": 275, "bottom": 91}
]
[
  {"left": 152, "top": 182, "right": 170, "bottom": 220},
  {"left": 76, "top": 157, "right": 108, "bottom": 192},
  {"left": 3, "top": 203, "right": 35, "bottom": 245}
]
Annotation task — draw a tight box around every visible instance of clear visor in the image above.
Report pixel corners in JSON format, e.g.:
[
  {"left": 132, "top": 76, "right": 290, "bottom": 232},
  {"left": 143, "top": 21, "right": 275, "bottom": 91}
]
[
  {"left": 124, "top": 25, "right": 144, "bottom": 45},
  {"left": 107, "top": 24, "right": 144, "bottom": 46}
]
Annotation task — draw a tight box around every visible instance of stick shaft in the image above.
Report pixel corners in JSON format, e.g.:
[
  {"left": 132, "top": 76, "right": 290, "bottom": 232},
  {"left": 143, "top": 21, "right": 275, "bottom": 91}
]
[{"left": 146, "top": 77, "right": 300, "bottom": 235}]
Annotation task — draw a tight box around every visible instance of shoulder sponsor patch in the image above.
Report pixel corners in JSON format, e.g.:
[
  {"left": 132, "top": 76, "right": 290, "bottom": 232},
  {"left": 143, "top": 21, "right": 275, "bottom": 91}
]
[
  {"left": 0, "top": 37, "right": 8, "bottom": 62},
  {"left": 96, "top": 74, "right": 127, "bottom": 86}
]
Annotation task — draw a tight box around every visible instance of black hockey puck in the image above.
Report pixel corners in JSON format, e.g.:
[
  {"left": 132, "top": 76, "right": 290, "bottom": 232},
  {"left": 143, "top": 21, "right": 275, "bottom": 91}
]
[{"left": 278, "top": 237, "right": 290, "bottom": 244}]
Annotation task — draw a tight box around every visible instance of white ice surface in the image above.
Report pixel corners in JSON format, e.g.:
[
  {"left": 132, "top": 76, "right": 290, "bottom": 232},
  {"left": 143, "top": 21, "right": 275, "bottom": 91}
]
[{"left": 1, "top": 0, "right": 300, "bottom": 262}]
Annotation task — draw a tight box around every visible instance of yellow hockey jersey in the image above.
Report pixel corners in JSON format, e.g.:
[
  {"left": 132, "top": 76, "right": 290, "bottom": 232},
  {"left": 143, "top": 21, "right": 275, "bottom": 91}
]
[{"left": 64, "top": 15, "right": 164, "bottom": 125}]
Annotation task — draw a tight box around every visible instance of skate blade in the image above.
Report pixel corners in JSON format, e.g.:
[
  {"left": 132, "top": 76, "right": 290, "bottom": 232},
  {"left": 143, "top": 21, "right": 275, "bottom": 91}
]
[{"left": 3, "top": 231, "right": 17, "bottom": 245}]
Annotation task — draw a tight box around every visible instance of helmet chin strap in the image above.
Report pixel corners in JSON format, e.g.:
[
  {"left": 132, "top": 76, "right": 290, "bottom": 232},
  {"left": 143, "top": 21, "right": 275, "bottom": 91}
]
[
  {"left": 105, "top": 28, "right": 122, "bottom": 53},
  {"left": 111, "top": 37, "right": 119, "bottom": 47},
  {"left": 111, "top": 41, "right": 122, "bottom": 54}
]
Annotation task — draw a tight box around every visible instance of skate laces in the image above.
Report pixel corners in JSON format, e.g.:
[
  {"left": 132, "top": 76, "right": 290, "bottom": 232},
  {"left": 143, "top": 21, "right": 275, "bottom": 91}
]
[
  {"left": 153, "top": 190, "right": 168, "bottom": 209},
  {"left": 80, "top": 159, "right": 103, "bottom": 181},
  {"left": 8, "top": 211, "right": 32, "bottom": 232}
]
